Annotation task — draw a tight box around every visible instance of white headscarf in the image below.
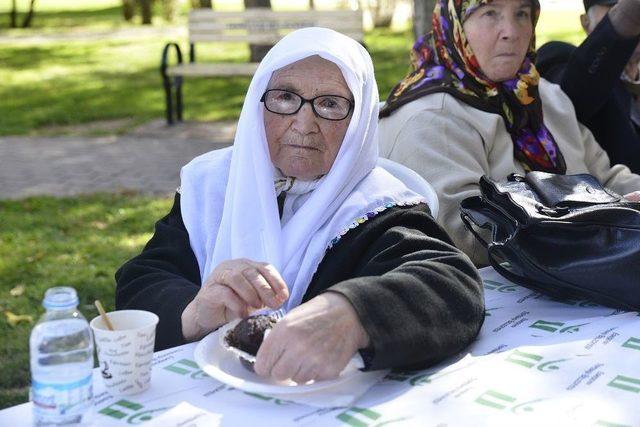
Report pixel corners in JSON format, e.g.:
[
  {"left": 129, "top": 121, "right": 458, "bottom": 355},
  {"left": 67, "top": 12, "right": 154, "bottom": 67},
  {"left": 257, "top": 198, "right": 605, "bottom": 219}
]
[{"left": 180, "top": 27, "right": 427, "bottom": 310}]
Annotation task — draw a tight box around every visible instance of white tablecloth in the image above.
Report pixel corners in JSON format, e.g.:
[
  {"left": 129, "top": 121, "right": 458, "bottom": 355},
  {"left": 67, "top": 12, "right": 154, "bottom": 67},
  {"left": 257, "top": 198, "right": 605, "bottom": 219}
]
[{"left": 2, "top": 267, "right": 639, "bottom": 426}]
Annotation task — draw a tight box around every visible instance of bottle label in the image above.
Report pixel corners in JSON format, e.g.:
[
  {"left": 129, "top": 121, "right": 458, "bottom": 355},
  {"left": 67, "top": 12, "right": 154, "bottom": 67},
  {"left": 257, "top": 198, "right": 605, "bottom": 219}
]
[{"left": 32, "top": 374, "right": 93, "bottom": 418}]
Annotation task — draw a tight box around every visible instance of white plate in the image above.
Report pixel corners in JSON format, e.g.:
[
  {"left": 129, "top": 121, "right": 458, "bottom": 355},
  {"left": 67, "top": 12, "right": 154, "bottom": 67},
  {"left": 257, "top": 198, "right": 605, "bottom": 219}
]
[{"left": 193, "top": 325, "right": 364, "bottom": 394}]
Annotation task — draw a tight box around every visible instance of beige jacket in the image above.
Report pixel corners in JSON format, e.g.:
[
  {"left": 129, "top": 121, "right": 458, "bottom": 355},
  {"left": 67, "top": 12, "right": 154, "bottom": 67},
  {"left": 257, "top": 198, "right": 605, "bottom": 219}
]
[{"left": 379, "top": 79, "right": 640, "bottom": 265}]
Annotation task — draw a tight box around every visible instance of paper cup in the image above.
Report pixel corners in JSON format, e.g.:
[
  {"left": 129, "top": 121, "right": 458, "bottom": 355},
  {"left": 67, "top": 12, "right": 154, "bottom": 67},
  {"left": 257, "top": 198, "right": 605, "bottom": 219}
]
[{"left": 90, "top": 310, "right": 159, "bottom": 396}]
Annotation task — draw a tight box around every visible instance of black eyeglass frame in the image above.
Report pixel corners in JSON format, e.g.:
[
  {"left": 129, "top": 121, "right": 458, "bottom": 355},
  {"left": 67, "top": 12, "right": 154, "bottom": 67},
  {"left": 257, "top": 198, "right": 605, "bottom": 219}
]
[{"left": 260, "top": 89, "right": 354, "bottom": 121}]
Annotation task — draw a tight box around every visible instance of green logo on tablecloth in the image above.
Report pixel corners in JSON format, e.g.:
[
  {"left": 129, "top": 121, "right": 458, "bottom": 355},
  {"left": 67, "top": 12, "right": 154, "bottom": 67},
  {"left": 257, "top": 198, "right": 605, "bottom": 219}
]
[
  {"left": 163, "top": 358, "right": 209, "bottom": 379},
  {"left": 99, "top": 400, "right": 143, "bottom": 419},
  {"left": 537, "top": 359, "right": 570, "bottom": 372},
  {"left": 483, "top": 280, "right": 519, "bottom": 293},
  {"left": 244, "top": 392, "right": 292, "bottom": 405},
  {"left": 475, "top": 390, "right": 516, "bottom": 410},
  {"left": 530, "top": 320, "right": 564, "bottom": 332},
  {"left": 549, "top": 296, "right": 600, "bottom": 308},
  {"left": 475, "top": 391, "right": 545, "bottom": 413},
  {"left": 484, "top": 307, "right": 502, "bottom": 317},
  {"left": 607, "top": 375, "right": 640, "bottom": 393},
  {"left": 336, "top": 407, "right": 409, "bottom": 427},
  {"left": 505, "top": 350, "right": 542, "bottom": 368},
  {"left": 505, "top": 350, "right": 569, "bottom": 371},
  {"left": 529, "top": 320, "right": 588, "bottom": 334},
  {"left": 99, "top": 399, "right": 170, "bottom": 424},
  {"left": 385, "top": 367, "right": 460, "bottom": 386},
  {"left": 622, "top": 337, "right": 640, "bottom": 351}
]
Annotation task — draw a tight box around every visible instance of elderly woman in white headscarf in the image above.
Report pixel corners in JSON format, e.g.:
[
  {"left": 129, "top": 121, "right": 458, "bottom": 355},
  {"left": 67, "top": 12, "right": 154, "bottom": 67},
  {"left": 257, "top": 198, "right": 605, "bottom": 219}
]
[{"left": 116, "top": 28, "right": 484, "bottom": 383}]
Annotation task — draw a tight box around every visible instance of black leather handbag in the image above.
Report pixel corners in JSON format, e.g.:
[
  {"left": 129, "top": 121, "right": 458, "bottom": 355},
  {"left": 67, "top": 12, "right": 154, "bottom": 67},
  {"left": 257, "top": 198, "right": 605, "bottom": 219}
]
[{"left": 460, "top": 171, "right": 640, "bottom": 310}]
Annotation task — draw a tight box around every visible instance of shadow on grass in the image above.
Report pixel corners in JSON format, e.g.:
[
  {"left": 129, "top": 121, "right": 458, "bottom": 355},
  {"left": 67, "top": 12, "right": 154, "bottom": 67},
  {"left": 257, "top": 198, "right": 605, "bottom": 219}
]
[
  {"left": 8, "top": 6, "right": 129, "bottom": 30},
  {"left": 0, "top": 193, "right": 174, "bottom": 408},
  {"left": 0, "top": 44, "right": 106, "bottom": 70},
  {"left": 0, "top": 61, "right": 252, "bottom": 134}
]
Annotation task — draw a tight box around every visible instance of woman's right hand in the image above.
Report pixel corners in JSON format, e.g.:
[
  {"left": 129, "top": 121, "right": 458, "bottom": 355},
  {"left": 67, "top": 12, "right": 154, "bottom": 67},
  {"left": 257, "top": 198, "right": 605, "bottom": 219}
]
[{"left": 181, "top": 259, "right": 289, "bottom": 341}]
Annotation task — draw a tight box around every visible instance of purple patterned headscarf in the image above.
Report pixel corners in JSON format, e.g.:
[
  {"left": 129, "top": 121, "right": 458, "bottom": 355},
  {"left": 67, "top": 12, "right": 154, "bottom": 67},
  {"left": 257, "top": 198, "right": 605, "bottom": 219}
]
[{"left": 381, "top": 0, "right": 566, "bottom": 174}]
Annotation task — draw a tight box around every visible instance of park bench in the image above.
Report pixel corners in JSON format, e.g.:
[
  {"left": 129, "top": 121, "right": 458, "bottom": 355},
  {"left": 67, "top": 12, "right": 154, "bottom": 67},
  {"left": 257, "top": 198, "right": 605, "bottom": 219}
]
[{"left": 160, "top": 8, "right": 364, "bottom": 125}]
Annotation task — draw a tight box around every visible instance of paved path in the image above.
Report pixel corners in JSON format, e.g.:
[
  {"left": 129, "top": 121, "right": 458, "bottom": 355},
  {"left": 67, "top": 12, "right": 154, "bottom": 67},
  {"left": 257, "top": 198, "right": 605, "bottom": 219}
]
[{"left": 0, "top": 120, "right": 235, "bottom": 200}]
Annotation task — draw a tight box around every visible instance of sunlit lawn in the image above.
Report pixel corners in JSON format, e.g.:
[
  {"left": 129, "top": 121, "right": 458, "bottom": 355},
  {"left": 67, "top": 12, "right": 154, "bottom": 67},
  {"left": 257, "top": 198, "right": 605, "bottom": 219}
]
[
  {"left": 0, "top": 194, "right": 173, "bottom": 409},
  {"left": 0, "top": 1, "right": 585, "bottom": 136},
  {"left": 0, "top": 0, "right": 587, "bottom": 410},
  {"left": 1, "top": 38, "right": 253, "bottom": 135}
]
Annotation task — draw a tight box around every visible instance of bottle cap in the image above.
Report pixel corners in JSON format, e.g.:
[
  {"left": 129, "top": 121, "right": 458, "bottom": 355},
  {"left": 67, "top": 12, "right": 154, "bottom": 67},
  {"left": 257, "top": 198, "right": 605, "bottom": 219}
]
[{"left": 43, "top": 287, "right": 79, "bottom": 310}]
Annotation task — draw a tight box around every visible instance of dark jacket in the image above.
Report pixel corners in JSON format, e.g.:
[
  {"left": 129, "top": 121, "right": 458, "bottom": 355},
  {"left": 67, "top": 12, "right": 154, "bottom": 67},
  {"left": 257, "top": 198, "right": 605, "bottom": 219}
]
[
  {"left": 115, "top": 193, "right": 485, "bottom": 371},
  {"left": 536, "top": 15, "right": 640, "bottom": 173}
]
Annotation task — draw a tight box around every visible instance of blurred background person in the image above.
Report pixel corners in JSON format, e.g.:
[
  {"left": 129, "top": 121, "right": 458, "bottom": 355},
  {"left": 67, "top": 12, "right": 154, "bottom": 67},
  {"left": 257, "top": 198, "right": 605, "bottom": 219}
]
[
  {"left": 537, "top": 0, "right": 640, "bottom": 172},
  {"left": 379, "top": 0, "right": 640, "bottom": 265}
]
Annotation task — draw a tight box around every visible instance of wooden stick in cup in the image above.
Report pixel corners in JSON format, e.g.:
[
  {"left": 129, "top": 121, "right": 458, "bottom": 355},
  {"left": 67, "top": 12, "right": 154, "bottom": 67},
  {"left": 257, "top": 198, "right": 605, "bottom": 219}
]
[{"left": 94, "top": 300, "right": 114, "bottom": 331}]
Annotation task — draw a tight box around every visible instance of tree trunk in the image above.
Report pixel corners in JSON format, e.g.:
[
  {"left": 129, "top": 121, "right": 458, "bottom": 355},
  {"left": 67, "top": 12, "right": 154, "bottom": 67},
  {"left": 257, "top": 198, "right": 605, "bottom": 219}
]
[
  {"left": 21, "top": 0, "right": 37, "bottom": 28},
  {"left": 244, "top": 0, "right": 273, "bottom": 62},
  {"left": 309, "top": 0, "right": 315, "bottom": 9},
  {"left": 140, "top": 0, "right": 153, "bottom": 24},
  {"left": 10, "top": 0, "right": 18, "bottom": 28},
  {"left": 162, "top": 0, "right": 177, "bottom": 22},
  {"left": 413, "top": 0, "right": 436, "bottom": 40},
  {"left": 244, "top": 0, "right": 269, "bottom": 7},
  {"left": 123, "top": 0, "right": 135, "bottom": 21},
  {"left": 375, "top": 0, "right": 395, "bottom": 28},
  {"left": 199, "top": 0, "right": 212, "bottom": 7}
]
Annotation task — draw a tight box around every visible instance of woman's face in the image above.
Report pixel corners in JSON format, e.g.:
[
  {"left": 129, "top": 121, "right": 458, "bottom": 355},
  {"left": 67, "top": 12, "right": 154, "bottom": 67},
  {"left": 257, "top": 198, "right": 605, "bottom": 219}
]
[
  {"left": 463, "top": 0, "right": 533, "bottom": 82},
  {"left": 264, "top": 56, "right": 352, "bottom": 181}
]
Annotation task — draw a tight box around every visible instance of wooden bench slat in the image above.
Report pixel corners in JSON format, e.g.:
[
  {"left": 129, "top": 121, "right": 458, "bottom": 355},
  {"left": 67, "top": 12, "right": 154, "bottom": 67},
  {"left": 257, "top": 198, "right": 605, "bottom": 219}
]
[
  {"left": 186, "top": 9, "right": 363, "bottom": 45},
  {"left": 189, "top": 20, "right": 363, "bottom": 32},
  {"left": 189, "top": 9, "right": 362, "bottom": 21},
  {"left": 189, "top": 32, "right": 363, "bottom": 44}
]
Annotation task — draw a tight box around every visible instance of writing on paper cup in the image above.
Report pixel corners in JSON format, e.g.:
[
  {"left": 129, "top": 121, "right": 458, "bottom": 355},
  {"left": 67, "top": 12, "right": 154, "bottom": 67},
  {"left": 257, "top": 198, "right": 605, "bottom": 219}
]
[{"left": 89, "top": 310, "right": 159, "bottom": 396}]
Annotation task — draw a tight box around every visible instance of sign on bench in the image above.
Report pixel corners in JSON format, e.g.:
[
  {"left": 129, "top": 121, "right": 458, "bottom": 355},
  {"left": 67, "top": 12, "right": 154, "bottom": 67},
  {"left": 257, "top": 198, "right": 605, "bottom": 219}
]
[{"left": 160, "top": 8, "right": 364, "bottom": 125}]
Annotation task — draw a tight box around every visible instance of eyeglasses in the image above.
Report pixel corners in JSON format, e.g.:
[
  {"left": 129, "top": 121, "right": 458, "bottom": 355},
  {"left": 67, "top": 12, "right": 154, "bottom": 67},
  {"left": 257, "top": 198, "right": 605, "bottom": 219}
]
[{"left": 260, "top": 89, "right": 353, "bottom": 121}]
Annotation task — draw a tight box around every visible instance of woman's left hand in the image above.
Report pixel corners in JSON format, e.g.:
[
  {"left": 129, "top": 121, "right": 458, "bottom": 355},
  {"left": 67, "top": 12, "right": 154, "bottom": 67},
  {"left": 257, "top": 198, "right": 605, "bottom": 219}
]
[{"left": 253, "top": 293, "right": 370, "bottom": 384}]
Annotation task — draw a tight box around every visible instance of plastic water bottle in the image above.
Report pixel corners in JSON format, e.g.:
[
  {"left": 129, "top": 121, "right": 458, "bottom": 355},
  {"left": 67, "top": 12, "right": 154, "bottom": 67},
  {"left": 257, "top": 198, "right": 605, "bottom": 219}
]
[{"left": 30, "top": 287, "right": 94, "bottom": 426}]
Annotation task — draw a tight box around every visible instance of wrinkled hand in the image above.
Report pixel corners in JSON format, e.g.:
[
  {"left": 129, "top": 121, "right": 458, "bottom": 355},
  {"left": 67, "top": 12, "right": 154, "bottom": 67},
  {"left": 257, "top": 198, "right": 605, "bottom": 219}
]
[
  {"left": 624, "top": 191, "right": 640, "bottom": 201},
  {"left": 181, "top": 259, "right": 289, "bottom": 341},
  {"left": 254, "top": 293, "right": 370, "bottom": 384}
]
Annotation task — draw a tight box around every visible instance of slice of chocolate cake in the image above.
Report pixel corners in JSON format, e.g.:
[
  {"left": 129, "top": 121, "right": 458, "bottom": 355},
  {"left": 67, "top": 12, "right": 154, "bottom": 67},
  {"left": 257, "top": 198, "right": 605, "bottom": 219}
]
[{"left": 225, "top": 314, "right": 278, "bottom": 372}]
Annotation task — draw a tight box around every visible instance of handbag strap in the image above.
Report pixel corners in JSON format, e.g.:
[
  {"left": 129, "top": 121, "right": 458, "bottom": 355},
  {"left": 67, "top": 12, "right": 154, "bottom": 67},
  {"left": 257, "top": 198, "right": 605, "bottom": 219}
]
[
  {"left": 460, "top": 210, "right": 489, "bottom": 249},
  {"left": 460, "top": 196, "right": 519, "bottom": 249}
]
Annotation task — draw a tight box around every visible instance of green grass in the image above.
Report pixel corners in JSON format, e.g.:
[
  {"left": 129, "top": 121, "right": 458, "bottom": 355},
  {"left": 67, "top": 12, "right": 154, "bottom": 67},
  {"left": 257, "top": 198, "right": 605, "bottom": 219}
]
[
  {"left": 0, "top": 38, "right": 255, "bottom": 134},
  {"left": 0, "top": 1, "right": 585, "bottom": 136},
  {"left": 0, "top": 194, "right": 172, "bottom": 409},
  {"left": 0, "top": 0, "right": 185, "bottom": 30},
  {"left": 537, "top": 9, "right": 586, "bottom": 46}
]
